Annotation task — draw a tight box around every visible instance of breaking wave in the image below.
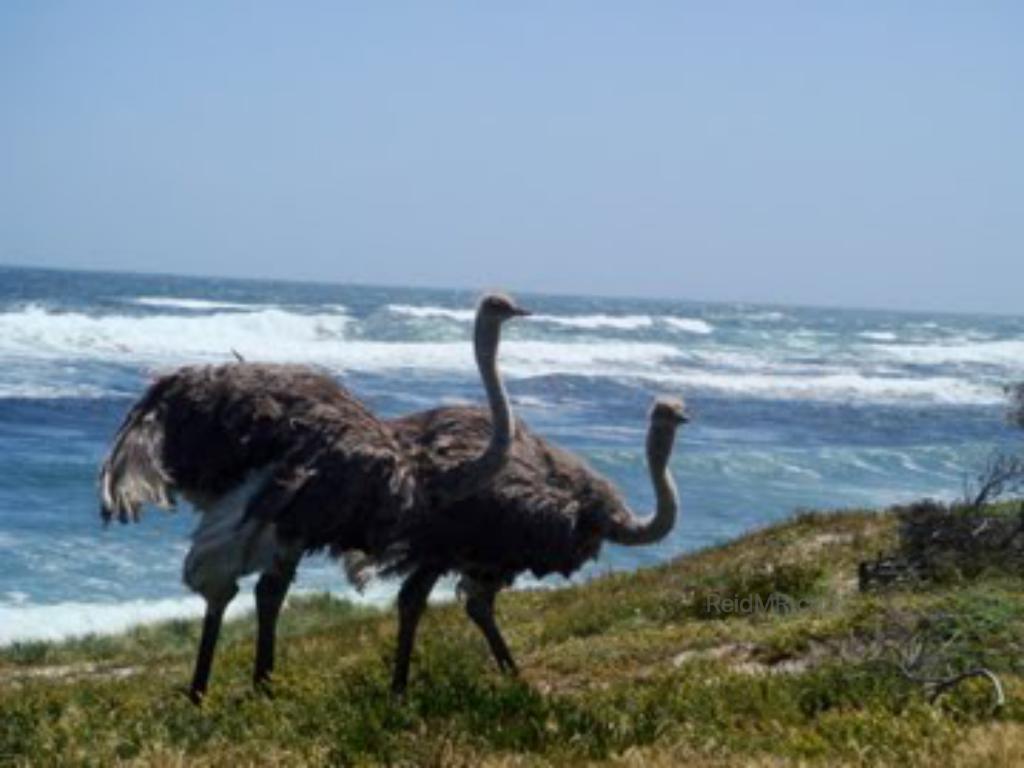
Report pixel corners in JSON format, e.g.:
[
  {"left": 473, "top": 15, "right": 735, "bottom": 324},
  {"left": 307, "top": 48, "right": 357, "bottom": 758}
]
[
  {"left": 128, "top": 296, "right": 272, "bottom": 311},
  {"left": 0, "top": 303, "right": 1012, "bottom": 406},
  {"left": 0, "top": 305, "right": 353, "bottom": 363},
  {"left": 663, "top": 317, "right": 714, "bottom": 335},
  {"left": 859, "top": 331, "right": 898, "bottom": 342},
  {"left": 0, "top": 584, "right": 407, "bottom": 646},
  {"left": 0, "top": 595, "right": 242, "bottom": 645},
  {"left": 657, "top": 370, "right": 1001, "bottom": 406},
  {"left": 388, "top": 304, "right": 713, "bottom": 334},
  {"left": 532, "top": 313, "right": 653, "bottom": 330},
  {"left": 386, "top": 304, "right": 475, "bottom": 322},
  {"left": 877, "top": 338, "right": 1024, "bottom": 368}
]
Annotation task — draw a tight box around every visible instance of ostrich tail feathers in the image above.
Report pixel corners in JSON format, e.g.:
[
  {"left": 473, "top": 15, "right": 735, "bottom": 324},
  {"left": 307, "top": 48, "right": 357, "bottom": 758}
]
[{"left": 99, "top": 404, "right": 175, "bottom": 524}]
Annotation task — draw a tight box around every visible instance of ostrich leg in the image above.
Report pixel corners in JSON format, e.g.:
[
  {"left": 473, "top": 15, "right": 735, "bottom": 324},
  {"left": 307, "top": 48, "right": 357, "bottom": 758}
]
[
  {"left": 189, "top": 584, "right": 239, "bottom": 704},
  {"left": 391, "top": 565, "right": 442, "bottom": 694},
  {"left": 253, "top": 555, "right": 299, "bottom": 692},
  {"left": 463, "top": 579, "right": 518, "bottom": 674}
]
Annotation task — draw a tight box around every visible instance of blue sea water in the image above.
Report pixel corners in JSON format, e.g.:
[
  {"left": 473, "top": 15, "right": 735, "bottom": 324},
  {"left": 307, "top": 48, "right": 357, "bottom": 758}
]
[{"left": 0, "top": 265, "right": 1021, "bottom": 643}]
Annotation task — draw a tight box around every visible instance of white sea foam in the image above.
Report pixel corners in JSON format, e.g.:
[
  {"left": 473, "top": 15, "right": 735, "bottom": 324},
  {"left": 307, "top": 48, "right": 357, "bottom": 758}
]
[
  {"left": 649, "top": 370, "right": 1003, "bottom": 405},
  {"left": 0, "top": 581, "right": 430, "bottom": 646},
  {"left": 386, "top": 304, "right": 475, "bottom": 322},
  {"left": 0, "top": 595, "right": 242, "bottom": 645},
  {"left": 0, "top": 382, "right": 111, "bottom": 400},
  {"left": 347, "top": 344, "right": 1002, "bottom": 404},
  {"left": 388, "top": 303, "right": 718, "bottom": 334},
  {"left": 859, "top": 331, "right": 898, "bottom": 342},
  {"left": 0, "top": 304, "right": 1008, "bottom": 406},
  {"left": 877, "top": 338, "right": 1024, "bottom": 368},
  {"left": 511, "top": 395, "right": 561, "bottom": 410},
  {"left": 0, "top": 304, "right": 682, "bottom": 375},
  {"left": 0, "top": 305, "right": 353, "bottom": 363},
  {"left": 129, "top": 296, "right": 272, "bottom": 311},
  {"left": 314, "top": 340, "right": 684, "bottom": 380},
  {"left": 531, "top": 313, "right": 655, "bottom": 330},
  {"left": 662, "top": 317, "right": 714, "bottom": 335},
  {"left": 390, "top": 304, "right": 660, "bottom": 331}
]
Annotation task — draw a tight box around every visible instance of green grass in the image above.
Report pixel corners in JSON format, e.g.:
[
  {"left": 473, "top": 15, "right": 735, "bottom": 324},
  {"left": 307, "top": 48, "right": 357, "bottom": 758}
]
[{"left": 1, "top": 508, "right": 1022, "bottom": 766}]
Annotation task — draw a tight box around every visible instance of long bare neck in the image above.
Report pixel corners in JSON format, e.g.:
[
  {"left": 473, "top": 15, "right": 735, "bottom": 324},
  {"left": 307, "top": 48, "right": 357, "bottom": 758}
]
[
  {"left": 435, "top": 315, "right": 514, "bottom": 502},
  {"left": 475, "top": 317, "right": 513, "bottom": 456},
  {"left": 606, "top": 423, "right": 679, "bottom": 546}
]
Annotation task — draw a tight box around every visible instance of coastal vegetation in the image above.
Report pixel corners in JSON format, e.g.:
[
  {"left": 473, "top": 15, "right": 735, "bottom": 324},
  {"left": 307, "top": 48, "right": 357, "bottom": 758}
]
[{"left": 1, "top": 505, "right": 1021, "bottom": 766}]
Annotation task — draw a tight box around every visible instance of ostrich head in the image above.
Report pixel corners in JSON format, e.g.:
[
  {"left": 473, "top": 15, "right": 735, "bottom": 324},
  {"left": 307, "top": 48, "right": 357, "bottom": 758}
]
[
  {"left": 473, "top": 292, "right": 530, "bottom": 364},
  {"left": 647, "top": 397, "right": 689, "bottom": 462},
  {"left": 650, "top": 397, "right": 690, "bottom": 427},
  {"left": 477, "top": 293, "right": 531, "bottom": 324}
]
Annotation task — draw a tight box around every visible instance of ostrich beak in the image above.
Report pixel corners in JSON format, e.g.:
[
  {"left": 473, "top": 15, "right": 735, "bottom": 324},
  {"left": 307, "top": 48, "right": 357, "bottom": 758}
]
[{"left": 511, "top": 306, "right": 532, "bottom": 318}]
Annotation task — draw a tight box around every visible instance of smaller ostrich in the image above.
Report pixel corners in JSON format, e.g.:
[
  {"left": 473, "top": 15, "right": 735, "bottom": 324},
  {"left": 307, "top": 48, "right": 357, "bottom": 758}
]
[
  {"left": 373, "top": 396, "right": 689, "bottom": 693},
  {"left": 98, "top": 293, "right": 529, "bottom": 702}
]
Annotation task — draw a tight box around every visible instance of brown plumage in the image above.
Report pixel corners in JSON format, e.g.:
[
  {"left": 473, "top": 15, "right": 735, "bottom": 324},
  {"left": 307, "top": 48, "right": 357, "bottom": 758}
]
[
  {"left": 101, "top": 363, "right": 415, "bottom": 554},
  {"left": 98, "top": 292, "right": 530, "bottom": 703},
  {"left": 373, "top": 397, "right": 690, "bottom": 693},
  {"left": 388, "top": 409, "right": 622, "bottom": 579}
]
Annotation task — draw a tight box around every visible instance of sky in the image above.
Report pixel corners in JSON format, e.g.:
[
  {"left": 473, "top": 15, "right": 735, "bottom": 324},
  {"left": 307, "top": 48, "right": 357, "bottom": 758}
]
[{"left": 1, "top": 2, "right": 1021, "bottom": 313}]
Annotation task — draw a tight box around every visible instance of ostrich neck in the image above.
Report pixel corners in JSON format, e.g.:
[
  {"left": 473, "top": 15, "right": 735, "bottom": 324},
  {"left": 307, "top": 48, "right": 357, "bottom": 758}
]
[
  {"left": 435, "top": 317, "right": 513, "bottom": 503},
  {"left": 475, "top": 319, "right": 512, "bottom": 455},
  {"left": 607, "top": 425, "right": 679, "bottom": 546}
]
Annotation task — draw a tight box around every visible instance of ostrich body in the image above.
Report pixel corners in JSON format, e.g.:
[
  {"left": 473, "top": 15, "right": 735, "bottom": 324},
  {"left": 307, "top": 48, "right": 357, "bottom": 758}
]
[
  {"left": 374, "top": 397, "right": 689, "bottom": 692},
  {"left": 98, "top": 293, "right": 528, "bottom": 701}
]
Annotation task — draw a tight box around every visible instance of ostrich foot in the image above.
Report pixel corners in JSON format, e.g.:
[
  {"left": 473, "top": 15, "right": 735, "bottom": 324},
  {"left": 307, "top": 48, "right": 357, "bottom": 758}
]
[{"left": 180, "top": 685, "right": 205, "bottom": 706}]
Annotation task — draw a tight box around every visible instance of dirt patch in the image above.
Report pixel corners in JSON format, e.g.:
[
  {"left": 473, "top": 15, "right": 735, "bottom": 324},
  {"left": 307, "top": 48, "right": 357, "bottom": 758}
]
[
  {"left": 673, "top": 640, "right": 831, "bottom": 676},
  {"left": 0, "top": 662, "right": 142, "bottom": 686},
  {"left": 794, "top": 532, "right": 855, "bottom": 558}
]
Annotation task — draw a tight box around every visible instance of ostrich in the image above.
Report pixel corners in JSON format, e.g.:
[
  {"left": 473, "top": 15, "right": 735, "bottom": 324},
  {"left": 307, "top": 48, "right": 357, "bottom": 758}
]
[
  {"left": 370, "top": 396, "right": 689, "bottom": 693},
  {"left": 98, "top": 293, "right": 529, "bottom": 702}
]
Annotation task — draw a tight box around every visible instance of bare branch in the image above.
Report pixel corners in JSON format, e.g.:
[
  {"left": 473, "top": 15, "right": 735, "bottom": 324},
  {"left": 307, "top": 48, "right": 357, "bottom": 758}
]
[
  {"left": 967, "top": 451, "right": 1024, "bottom": 509},
  {"left": 925, "top": 668, "right": 1006, "bottom": 710},
  {"left": 875, "top": 616, "right": 1007, "bottom": 713}
]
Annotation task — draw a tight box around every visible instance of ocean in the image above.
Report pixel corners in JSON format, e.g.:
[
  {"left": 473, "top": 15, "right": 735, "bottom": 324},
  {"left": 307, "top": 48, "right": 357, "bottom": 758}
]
[{"left": 1, "top": 265, "right": 1021, "bottom": 645}]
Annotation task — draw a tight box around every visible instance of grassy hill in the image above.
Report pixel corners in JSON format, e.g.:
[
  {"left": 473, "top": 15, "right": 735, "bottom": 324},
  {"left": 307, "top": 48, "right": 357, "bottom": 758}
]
[{"left": 1, "top": 508, "right": 1022, "bottom": 766}]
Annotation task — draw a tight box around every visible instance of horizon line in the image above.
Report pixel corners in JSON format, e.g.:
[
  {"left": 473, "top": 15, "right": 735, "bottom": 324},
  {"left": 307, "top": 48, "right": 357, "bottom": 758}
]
[{"left": 1, "top": 259, "right": 1020, "bottom": 321}]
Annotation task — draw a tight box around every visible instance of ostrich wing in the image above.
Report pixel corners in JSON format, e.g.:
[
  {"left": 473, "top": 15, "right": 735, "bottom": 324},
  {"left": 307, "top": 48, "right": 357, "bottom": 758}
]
[
  {"left": 102, "top": 363, "right": 418, "bottom": 556},
  {"left": 385, "top": 407, "right": 625, "bottom": 579},
  {"left": 244, "top": 427, "right": 417, "bottom": 556}
]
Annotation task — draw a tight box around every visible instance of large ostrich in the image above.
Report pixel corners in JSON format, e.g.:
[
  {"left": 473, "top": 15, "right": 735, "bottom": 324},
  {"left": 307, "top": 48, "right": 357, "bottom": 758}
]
[
  {"left": 370, "top": 396, "right": 689, "bottom": 693},
  {"left": 98, "top": 293, "right": 529, "bottom": 702}
]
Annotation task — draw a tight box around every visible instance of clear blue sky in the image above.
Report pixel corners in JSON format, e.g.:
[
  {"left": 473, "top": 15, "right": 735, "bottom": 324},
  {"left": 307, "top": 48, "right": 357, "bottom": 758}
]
[{"left": 1, "top": 2, "right": 1021, "bottom": 312}]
